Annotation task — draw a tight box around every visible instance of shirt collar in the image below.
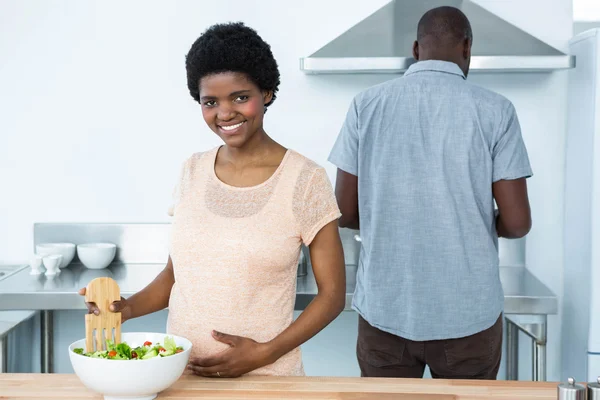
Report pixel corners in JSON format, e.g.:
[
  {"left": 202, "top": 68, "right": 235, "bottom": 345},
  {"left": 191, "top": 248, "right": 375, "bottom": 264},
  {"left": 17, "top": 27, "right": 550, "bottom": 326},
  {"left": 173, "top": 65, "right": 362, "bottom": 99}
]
[{"left": 404, "top": 60, "right": 466, "bottom": 80}]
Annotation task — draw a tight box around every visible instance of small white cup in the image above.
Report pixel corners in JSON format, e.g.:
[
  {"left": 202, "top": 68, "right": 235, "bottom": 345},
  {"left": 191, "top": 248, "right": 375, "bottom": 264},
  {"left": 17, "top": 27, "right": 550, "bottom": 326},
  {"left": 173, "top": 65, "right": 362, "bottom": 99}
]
[
  {"left": 30, "top": 254, "right": 45, "bottom": 275},
  {"left": 43, "top": 254, "right": 62, "bottom": 276}
]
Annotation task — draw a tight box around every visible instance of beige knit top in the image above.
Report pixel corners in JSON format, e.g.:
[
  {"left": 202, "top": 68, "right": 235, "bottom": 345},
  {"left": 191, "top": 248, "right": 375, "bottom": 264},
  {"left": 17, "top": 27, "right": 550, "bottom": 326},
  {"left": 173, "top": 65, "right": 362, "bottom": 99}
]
[{"left": 166, "top": 146, "right": 341, "bottom": 376}]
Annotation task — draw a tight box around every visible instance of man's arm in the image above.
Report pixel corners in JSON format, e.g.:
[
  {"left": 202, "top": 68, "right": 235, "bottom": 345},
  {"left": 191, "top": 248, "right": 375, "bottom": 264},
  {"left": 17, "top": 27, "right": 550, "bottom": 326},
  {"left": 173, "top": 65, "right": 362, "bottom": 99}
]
[
  {"left": 335, "top": 169, "right": 359, "bottom": 229},
  {"left": 492, "top": 178, "right": 531, "bottom": 238}
]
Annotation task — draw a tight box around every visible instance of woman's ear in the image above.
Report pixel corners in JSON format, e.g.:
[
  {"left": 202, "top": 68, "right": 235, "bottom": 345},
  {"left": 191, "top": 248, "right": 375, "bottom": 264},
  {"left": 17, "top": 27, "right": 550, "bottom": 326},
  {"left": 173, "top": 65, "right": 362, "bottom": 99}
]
[{"left": 263, "top": 90, "right": 273, "bottom": 105}]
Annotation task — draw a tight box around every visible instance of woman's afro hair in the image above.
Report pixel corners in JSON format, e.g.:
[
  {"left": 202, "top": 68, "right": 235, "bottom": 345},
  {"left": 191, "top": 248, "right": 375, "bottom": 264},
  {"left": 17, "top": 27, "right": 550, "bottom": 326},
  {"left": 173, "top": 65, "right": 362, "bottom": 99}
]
[{"left": 185, "top": 22, "right": 281, "bottom": 110}]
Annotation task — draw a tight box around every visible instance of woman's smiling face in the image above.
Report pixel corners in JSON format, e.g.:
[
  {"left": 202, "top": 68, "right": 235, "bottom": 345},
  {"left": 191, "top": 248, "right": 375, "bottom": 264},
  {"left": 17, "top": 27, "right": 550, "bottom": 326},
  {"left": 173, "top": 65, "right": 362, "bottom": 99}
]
[{"left": 199, "top": 72, "right": 272, "bottom": 148}]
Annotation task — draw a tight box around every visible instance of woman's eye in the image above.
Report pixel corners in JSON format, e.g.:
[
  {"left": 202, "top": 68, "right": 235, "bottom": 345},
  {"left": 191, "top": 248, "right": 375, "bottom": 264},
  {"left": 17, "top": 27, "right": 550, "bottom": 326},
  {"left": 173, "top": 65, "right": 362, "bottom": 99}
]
[
  {"left": 203, "top": 100, "right": 216, "bottom": 107},
  {"left": 235, "top": 95, "right": 249, "bottom": 102}
]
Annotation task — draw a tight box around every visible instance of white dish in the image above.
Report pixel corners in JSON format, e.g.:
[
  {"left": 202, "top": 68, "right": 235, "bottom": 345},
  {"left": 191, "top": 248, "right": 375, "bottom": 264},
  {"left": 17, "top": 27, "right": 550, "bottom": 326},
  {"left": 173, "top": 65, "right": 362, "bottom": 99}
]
[
  {"left": 29, "top": 254, "right": 44, "bottom": 275},
  {"left": 43, "top": 254, "right": 62, "bottom": 276},
  {"left": 36, "top": 243, "right": 76, "bottom": 268},
  {"left": 68, "top": 332, "right": 192, "bottom": 400},
  {"left": 77, "top": 243, "right": 117, "bottom": 269}
]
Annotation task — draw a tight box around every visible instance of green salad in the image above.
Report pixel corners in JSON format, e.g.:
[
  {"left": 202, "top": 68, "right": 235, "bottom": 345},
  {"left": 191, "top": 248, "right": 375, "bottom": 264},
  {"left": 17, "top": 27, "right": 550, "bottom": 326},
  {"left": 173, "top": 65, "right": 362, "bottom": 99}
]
[{"left": 73, "top": 336, "right": 184, "bottom": 360}]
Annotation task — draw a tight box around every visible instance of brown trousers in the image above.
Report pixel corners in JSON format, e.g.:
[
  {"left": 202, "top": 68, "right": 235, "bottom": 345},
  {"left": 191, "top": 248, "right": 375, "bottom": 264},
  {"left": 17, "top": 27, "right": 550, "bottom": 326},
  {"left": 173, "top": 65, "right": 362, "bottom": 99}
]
[{"left": 357, "top": 314, "right": 503, "bottom": 379}]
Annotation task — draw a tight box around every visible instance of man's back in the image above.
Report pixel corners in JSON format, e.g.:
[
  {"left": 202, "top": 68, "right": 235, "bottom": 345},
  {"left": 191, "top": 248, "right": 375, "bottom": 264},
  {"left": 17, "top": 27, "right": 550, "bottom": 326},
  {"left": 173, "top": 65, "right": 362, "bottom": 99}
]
[{"left": 328, "top": 60, "right": 532, "bottom": 340}]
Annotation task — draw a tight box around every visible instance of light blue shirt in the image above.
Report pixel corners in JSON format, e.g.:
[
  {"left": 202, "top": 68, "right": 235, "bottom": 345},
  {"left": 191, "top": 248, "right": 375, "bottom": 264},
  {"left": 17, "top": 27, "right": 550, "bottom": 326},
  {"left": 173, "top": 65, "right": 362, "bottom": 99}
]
[{"left": 328, "top": 60, "right": 533, "bottom": 341}]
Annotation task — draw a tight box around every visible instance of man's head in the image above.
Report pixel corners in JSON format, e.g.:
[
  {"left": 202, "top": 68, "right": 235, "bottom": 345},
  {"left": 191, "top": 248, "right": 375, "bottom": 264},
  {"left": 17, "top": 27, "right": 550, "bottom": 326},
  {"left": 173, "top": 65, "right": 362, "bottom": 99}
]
[{"left": 412, "top": 6, "right": 473, "bottom": 76}]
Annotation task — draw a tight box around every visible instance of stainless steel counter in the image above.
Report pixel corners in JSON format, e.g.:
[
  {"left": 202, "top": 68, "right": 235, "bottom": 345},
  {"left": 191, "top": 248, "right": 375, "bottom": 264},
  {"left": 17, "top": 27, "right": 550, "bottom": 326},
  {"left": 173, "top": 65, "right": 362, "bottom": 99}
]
[
  {"left": 0, "top": 261, "right": 557, "bottom": 380},
  {"left": 0, "top": 264, "right": 23, "bottom": 281},
  {"left": 0, "top": 223, "right": 558, "bottom": 380},
  {"left": 0, "top": 263, "right": 557, "bottom": 315}
]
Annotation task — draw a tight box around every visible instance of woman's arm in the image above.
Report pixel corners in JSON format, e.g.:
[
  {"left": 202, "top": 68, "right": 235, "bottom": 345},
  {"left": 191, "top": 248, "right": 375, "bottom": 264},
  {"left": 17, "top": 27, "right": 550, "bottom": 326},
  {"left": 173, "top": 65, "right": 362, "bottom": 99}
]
[
  {"left": 125, "top": 256, "right": 176, "bottom": 320},
  {"left": 265, "top": 220, "right": 346, "bottom": 360}
]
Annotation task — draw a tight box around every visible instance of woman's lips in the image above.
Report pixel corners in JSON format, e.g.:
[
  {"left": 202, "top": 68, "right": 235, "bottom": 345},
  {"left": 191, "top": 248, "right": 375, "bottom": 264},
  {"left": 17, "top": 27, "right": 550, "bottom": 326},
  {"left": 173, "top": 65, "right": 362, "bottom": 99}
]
[{"left": 218, "top": 121, "right": 245, "bottom": 135}]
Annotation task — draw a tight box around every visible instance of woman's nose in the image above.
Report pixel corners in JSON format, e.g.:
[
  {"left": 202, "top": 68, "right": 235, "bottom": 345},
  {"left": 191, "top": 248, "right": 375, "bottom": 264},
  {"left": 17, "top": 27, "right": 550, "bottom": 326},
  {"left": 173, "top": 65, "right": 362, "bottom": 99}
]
[{"left": 217, "top": 104, "right": 236, "bottom": 121}]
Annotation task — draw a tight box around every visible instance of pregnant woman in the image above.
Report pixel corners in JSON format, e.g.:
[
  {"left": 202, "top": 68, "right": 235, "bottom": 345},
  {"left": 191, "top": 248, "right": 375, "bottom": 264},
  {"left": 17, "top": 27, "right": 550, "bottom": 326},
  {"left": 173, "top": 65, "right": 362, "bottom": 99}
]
[{"left": 79, "top": 22, "right": 346, "bottom": 378}]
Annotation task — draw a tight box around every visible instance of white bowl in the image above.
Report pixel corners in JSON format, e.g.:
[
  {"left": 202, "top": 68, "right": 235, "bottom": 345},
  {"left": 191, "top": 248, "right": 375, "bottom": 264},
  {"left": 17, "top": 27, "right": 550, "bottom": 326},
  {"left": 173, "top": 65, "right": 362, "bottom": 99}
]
[
  {"left": 68, "top": 332, "right": 192, "bottom": 400},
  {"left": 36, "top": 243, "right": 76, "bottom": 268},
  {"left": 77, "top": 243, "right": 117, "bottom": 269}
]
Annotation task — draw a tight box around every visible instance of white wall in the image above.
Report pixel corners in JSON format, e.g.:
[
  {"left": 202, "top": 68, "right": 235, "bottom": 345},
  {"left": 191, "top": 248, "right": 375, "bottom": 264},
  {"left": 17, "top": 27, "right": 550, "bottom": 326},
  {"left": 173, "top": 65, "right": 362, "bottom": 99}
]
[
  {"left": 0, "top": 0, "right": 391, "bottom": 260},
  {"left": 0, "top": 0, "right": 572, "bottom": 381},
  {"left": 574, "top": 0, "right": 600, "bottom": 21},
  {"left": 474, "top": 0, "right": 573, "bottom": 52}
]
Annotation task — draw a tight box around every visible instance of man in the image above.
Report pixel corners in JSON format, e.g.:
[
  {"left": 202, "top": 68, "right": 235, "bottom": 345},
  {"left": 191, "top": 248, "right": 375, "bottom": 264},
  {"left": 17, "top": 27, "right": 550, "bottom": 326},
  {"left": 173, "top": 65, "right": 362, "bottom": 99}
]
[{"left": 328, "top": 6, "right": 532, "bottom": 379}]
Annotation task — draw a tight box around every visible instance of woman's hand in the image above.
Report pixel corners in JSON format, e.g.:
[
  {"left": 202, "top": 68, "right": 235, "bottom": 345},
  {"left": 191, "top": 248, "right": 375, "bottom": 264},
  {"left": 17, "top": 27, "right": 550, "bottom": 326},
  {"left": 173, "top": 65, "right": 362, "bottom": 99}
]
[
  {"left": 187, "top": 330, "right": 274, "bottom": 378},
  {"left": 78, "top": 287, "right": 132, "bottom": 323}
]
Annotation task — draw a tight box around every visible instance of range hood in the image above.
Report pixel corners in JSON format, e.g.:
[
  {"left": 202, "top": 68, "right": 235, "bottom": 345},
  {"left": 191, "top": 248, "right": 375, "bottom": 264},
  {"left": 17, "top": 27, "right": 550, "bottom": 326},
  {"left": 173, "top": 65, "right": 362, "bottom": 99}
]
[{"left": 300, "top": 0, "right": 575, "bottom": 74}]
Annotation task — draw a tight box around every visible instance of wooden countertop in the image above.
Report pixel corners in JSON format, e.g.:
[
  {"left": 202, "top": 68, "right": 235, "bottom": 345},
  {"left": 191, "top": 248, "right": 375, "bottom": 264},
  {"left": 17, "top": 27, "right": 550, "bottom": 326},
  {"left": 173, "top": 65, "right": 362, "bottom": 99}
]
[{"left": 1, "top": 374, "right": 560, "bottom": 399}]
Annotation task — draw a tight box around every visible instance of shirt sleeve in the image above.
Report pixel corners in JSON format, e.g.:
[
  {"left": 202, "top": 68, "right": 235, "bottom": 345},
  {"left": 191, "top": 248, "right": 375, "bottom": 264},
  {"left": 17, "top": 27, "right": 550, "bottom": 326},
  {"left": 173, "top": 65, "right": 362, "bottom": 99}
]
[
  {"left": 328, "top": 97, "right": 360, "bottom": 176},
  {"left": 296, "top": 168, "right": 342, "bottom": 246},
  {"left": 167, "top": 159, "right": 189, "bottom": 217},
  {"left": 492, "top": 102, "right": 533, "bottom": 182}
]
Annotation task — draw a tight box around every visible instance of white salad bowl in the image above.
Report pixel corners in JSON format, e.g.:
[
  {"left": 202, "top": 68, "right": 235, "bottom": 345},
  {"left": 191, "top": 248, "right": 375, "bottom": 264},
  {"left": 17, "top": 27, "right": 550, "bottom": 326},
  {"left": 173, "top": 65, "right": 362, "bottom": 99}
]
[{"left": 68, "top": 332, "right": 192, "bottom": 400}]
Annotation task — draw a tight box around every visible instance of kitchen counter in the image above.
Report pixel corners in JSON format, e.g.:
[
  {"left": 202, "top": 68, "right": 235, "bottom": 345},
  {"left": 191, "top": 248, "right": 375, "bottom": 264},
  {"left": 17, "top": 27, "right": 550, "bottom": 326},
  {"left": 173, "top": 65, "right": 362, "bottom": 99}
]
[
  {"left": 0, "top": 264, "right": 23, "bottom": 280},
  {"left": 0, "top": 263, "right": 558, "bottom": 381},
  {"left": 0, "top": 263, "right": 557, "bottom": 315},
  {"left": 1, "top": 373, "right": 560, "bottom": 399},
  {"left": 13, "top": 222, "right": 556, "bottom": 314},
  {"left": 0, "top": 223, "right": 558, "bottom": 379}
]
